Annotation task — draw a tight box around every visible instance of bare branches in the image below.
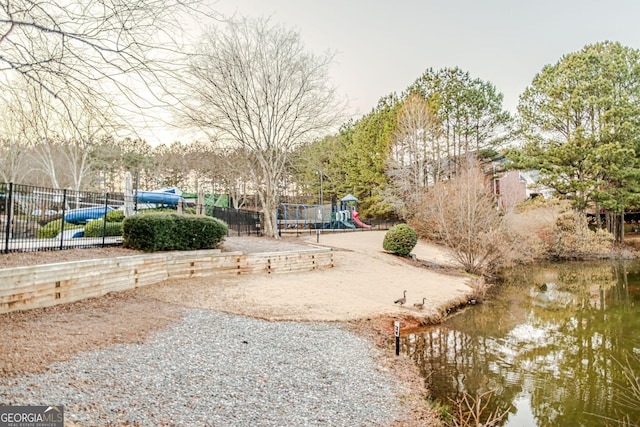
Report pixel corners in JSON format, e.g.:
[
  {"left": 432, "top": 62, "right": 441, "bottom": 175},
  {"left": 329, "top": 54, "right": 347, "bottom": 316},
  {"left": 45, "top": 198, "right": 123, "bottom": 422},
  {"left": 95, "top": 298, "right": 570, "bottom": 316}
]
[
  {"left": 449, "top": 390, "right": 510, "bottom": 427},
  {"left": 414, "top": 159, "right": 520, "bottom": 276},
  {"left": 182, "top": 17, "right": 343, "bottom": 237},
  {"left": 0, "top": 0, "right": 207, "bottom": 133},
  {"left": 385, "top": 93, "right": 443, "bottom": 219}
]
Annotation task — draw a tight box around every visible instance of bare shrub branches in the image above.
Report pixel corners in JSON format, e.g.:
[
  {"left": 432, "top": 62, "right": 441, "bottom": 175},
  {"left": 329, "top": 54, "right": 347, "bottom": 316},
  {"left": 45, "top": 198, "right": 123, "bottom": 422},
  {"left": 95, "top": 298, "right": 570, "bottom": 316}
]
[
  {"left": 414, "top": 159, "right": 523, "bottom": 275},
  {"left": 449, "top": 390, "right": 510, "bottom": 427}
]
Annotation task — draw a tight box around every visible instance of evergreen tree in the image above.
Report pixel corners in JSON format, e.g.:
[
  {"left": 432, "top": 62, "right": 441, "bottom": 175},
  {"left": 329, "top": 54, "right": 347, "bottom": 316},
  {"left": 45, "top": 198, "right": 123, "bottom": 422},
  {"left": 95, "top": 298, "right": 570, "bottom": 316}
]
[{"left": 511, "top": 41, "right": 640, "bottom": 242}]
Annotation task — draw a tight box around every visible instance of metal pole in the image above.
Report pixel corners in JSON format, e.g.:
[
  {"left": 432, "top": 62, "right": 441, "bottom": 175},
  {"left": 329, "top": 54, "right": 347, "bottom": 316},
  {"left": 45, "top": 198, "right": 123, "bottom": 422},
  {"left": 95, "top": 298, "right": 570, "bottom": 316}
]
[
  {"left": 3, "top": 183, "right": 13, "bottom": 253},
  {"left": 59, "top": 189, "right": 67, "bottom": 250},
  {"left": 394, "top": 321, "right": 400, "bottom": 356},
  {"left": 134, "top": 171, "right": 139, "bottom": 213},
  {"left": 102, "top": 192, "right": 109, "bottom": 247},
  {"left": 317, "top": 171, "right": 324, "bottom": 234},
  {"left": 320, "top": 172, "right": 323, "bottom": 207}
]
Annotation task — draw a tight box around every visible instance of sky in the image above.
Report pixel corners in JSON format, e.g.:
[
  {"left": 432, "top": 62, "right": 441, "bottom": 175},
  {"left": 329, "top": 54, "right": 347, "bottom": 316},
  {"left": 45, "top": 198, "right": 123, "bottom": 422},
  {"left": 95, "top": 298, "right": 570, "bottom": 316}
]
[
  {"left": 211, "top": 0, "right": 640, "bottom": 117},
  {"left": 144, "top": 0, "right": 640, "bottom": 144}
]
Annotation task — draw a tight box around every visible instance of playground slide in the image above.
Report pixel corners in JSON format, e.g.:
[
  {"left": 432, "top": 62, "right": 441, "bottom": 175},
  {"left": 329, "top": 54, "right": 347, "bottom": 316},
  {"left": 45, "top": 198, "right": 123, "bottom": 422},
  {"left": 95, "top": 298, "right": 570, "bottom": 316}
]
[
  {"left": 332, "top": 210, "right": 356, "bottom": 229},
  {"left": 136, "top": 190, "right": 184, "bottom": 206},
  {"left": 339, "top": 218, "right": 356, "bottom": 229},
  {"left": 352, "top": 210, "right": 372, "bottom": 229},
  {"left": 64, "top": 206, "right": 114, "bottom": 224}
]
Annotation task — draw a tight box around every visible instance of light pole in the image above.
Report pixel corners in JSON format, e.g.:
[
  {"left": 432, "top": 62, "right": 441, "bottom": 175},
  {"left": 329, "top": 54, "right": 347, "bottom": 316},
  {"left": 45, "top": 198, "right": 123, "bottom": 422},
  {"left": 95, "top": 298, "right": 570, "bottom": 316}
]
[
  {"left": 317, "top": 170, "right": 323, "bottom": 206},
  {"left": 316, "top": 170, "right": 324, "bottom": 242}
]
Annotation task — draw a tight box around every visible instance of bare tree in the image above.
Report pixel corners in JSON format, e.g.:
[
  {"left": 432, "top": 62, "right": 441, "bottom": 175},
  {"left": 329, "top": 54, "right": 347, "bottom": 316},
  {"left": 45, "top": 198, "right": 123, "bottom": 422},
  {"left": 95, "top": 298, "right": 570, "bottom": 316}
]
[
  {"left": 0, "top": 0, "right": 204, "bottom": 133},
  {"left": 152, "top": 142, "right": 191, "bottom": 189},
  {"left": 186, "top": 142, "right": 256, "bottom": 209},
  {"left": 181, "top": 17, "right": 342, "bottom": 237},
  {"left": 216, "top": 146, "right": 255, "bottom": 210},
  {"left": 0, "top": 89, "right": 34, "bottom": 183},
  {"left": 2, "top": 79, "right": 114, "bottom": 191},
  {"left": 385, "top": 93, "right": 443, "bottom": 219},
  {"left": 3, "top": 81, "right": 63, "bottom": 188},
  {"left": 0, "top": 137, "right": 32, "bottom": 183}
]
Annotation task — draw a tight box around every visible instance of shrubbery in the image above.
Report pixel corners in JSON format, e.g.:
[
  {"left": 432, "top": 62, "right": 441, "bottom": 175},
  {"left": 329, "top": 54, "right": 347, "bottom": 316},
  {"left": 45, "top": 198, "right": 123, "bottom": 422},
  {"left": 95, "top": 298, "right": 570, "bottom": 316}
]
[
  {"left": 106, "top": 210, "right": 125, "bottom": 222},
  {"left": 547, "top": 212, "right": 614, "bottom": 259},
  {"left": 383, "top": 224, "right": 418, "bottom": 257},
  {"left": 84, "top": 219, "right": 123, "bottom": 237},
  {"left": 36, "top": 219, "right": 83, "bottom": 238},
  {"left": 122, "top": 212, "right": 228, "bottom": 252}
]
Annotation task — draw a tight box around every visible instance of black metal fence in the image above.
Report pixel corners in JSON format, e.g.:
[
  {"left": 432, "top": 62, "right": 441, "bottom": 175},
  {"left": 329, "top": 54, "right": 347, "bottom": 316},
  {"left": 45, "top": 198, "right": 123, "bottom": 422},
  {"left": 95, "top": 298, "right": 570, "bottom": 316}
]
[
  {"left": 1, "top": 182, "right": 263, "bottom": 253},
  {"left": 208, "top": 206, "right": 263, "bottom": 237}
]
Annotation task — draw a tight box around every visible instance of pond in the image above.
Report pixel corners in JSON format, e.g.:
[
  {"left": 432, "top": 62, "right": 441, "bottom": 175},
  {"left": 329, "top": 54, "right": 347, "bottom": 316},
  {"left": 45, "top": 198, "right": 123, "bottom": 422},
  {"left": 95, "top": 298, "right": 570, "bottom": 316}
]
[{"left": 403, "top": 260, "right": 640, "bottom": 426}]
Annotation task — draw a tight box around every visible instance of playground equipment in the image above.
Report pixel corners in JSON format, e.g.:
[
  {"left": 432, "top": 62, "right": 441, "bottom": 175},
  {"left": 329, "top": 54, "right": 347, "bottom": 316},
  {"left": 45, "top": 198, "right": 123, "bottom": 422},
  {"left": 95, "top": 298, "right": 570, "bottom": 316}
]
[
  {"left": 351, "top": 209, "right": 372, "bottom": 228},
  {"left": 334, "top": 194, "right": 371, "bottom": 229},
  {"left": 64, "top": 206, "right": 115, "bottom": 224},
  {"left": 60, "top": 188, "right": 184, "bottom": 226},
  {"left": 278, "top": 193, "right": 372, "bottom": 230},
  {"left": 135, "top": 188, "right": 184, "bottom": 206}
]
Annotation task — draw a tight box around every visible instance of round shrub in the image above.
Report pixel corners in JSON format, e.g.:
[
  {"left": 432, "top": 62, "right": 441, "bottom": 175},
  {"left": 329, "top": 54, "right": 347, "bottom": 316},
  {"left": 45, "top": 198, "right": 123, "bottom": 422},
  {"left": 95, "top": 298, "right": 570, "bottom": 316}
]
[
  {"left": 37, "top": 219, "right": 83, "bottom": 238},
  {"left": 84, "top": 219, "right": 123, "bottom": 237},
  {"left": 383, "top": 224, "right": 418, "bottom": 256}
]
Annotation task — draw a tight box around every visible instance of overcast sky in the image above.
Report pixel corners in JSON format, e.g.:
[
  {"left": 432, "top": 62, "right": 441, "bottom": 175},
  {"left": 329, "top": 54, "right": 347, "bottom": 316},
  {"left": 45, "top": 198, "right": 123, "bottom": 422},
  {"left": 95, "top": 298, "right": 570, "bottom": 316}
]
[{"left": 211, "top": 0, "right": 640, "bottom": 118}]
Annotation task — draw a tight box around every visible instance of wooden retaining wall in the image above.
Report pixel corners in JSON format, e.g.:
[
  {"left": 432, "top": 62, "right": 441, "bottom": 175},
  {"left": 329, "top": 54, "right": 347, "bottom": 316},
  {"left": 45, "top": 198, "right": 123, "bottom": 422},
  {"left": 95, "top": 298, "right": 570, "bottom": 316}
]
[{"left": 0, "top": 248, "right": 333, "bottom": 314}]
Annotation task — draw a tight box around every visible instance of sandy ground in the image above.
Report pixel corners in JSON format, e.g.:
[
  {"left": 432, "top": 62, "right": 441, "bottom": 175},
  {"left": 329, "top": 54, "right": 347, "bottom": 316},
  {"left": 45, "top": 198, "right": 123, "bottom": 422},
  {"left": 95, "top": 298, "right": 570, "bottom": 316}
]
[
  {"left": 140, "top": 230, "right": 474, "bottom": 323},
  {"left": 0, "top": 230, "right": 472, "bottom": 426},
  {"left": 0, "top": 231, "right": 473, "bottom": 379}
]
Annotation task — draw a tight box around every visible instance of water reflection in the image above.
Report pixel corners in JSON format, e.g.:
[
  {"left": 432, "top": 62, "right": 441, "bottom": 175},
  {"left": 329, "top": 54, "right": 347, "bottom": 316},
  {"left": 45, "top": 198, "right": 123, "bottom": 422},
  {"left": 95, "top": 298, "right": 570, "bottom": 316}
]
[{"left": 403, "top": 260, "right": 640, "bottom": 426}]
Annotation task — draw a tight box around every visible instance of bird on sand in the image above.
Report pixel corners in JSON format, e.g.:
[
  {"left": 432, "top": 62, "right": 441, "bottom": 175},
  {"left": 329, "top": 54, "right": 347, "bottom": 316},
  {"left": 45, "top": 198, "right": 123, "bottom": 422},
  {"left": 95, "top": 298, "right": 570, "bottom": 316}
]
[
  {"left": 394, "top": 290, "right": 407, "bottom": 306},
  {"left": 413, "top": 297, "right": 426, "bottom": 310}
]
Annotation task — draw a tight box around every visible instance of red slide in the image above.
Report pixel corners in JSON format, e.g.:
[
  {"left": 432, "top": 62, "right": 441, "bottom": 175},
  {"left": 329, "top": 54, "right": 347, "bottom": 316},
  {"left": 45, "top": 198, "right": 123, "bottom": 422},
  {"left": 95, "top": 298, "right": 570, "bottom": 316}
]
[{"left": 352, "top": 209, "right": 372, "bottom": 229}]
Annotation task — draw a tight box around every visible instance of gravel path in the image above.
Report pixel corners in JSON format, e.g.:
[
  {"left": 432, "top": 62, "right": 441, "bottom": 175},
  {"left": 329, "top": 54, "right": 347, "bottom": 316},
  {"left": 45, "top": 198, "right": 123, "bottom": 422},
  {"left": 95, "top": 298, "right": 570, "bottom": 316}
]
[{"left": 0, "top": 310, "right": 401, "bottom": 426}]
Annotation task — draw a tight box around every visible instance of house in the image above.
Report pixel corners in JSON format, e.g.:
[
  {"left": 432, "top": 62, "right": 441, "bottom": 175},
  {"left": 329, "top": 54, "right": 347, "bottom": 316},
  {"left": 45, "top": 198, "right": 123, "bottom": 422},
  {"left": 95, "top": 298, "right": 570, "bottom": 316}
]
[{"left": 493, "top": 169, "right": 553, "bottom": 210}]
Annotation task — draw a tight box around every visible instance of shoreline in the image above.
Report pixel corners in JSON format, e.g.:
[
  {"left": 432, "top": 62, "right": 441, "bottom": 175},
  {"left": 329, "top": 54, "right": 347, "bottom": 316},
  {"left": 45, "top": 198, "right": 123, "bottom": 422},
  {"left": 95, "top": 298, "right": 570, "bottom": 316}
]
[{"left": 0, "top": 230, "right": 471, "bottom": 426}]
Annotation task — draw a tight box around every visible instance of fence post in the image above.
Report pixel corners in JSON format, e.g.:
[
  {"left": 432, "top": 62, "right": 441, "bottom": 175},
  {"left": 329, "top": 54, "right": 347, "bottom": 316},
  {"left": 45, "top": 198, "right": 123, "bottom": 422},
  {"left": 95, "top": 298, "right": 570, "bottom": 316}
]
[
  {"left": 134, "top": 172, "right": 139, "bottom": 213},
  {"left": 3, "top": 183, "right": 13, "bottom": 253},
  {"left": 102, "top": 192, "right": 109, "bottom": 247},
  {"left": 59, "top": 189, "right": 67, "bottom": 250}
]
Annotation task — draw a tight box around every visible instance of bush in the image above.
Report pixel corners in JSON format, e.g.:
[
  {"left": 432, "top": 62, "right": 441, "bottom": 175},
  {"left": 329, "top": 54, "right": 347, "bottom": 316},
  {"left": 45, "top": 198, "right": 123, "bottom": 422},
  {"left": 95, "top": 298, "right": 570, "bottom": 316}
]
[
  {"left": 383, "top": 224, "right": 418, "bottom": 256},
  {"left": 84, "top": 220, "right": 123, "bottom": 237},
  {"left": 122, "top": 213, "right": 228, "bottom": 252},
  {"left": 106, "top": 210, "right": 125, "bottom": 222},
  {"left": 548, "top": 213, "right": 614, "bottom": 259},
  {"left": 37, "top": 219, "right": 83, "bottom": 238}
]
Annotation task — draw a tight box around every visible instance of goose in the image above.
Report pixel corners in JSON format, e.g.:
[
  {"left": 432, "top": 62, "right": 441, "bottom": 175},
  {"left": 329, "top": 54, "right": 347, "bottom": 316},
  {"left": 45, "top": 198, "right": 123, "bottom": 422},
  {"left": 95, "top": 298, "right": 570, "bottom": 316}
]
[
  {"left": 394, "top": 290, "right": 407, "bottom": 306},
  {"left": 413, "top": 297, "right": 426, "bottom": 310}
]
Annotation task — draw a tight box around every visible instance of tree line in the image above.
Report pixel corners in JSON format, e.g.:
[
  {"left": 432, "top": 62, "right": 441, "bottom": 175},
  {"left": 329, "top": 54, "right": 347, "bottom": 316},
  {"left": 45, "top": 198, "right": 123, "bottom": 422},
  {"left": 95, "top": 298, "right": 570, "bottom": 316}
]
[
  {"left": 1, "top": 1, "right": 640, "bottom": 240},
  {"left": 296, "top": 41, "right": 640, "bottom": 246}
]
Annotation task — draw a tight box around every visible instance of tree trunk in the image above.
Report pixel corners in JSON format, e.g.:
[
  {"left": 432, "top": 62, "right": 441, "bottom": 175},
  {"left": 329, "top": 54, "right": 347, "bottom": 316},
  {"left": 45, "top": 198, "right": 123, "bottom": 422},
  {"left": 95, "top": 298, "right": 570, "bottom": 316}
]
[
  {"left": 256, "top": 186, "right": 280, "bottom": 239},
  {"left": 606, "top": 211, "right": 625, "bottom": 244},
  {"left": 618, "top": 212, "right": 625, "bottom": 244}
]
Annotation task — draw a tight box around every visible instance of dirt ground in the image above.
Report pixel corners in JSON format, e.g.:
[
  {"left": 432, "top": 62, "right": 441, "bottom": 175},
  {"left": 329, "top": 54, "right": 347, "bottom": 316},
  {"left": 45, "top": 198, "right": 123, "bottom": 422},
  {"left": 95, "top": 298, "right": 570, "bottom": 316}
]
[
  {"left": 0, "top": 230, "right": 472, "bottom": 426},
  {"left": 139, "top": 231, "right": 472, "bottom": 323}
]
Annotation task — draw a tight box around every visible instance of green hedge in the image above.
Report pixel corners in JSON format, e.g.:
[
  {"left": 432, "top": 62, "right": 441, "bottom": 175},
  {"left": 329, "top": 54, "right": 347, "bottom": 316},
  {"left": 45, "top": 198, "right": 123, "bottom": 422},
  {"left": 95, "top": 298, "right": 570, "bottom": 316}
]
[
  {"left": 383, "top": 224, "right": 418, "bottom": 257},
  {"left": 37, "top": 219, "right": 83, "bottom": 239},
  {"left": 106, "top": 210, "right": 125, "bottom": 222},
  {"left": 122, "top": 213, "right": 228, "bottom": 252},
  {"left": 84, "top": 220, "right": 123, "bottom": 237}
]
